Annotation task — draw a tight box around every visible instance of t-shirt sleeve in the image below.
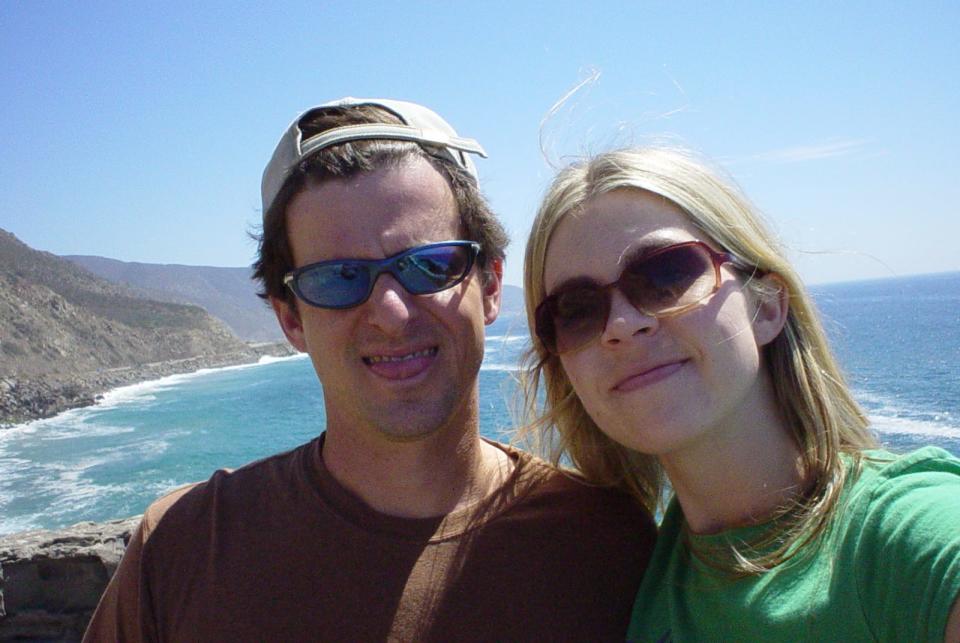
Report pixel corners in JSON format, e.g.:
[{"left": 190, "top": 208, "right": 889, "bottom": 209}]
[
  {"left": 82, "top": 518, "right": 151, "bottom": 643},
  {"left": 854, "top": 451, "right": 960, "bottom": 642},
  {"left": 82, "top": 483, "right": 198, "bottom": 642}
]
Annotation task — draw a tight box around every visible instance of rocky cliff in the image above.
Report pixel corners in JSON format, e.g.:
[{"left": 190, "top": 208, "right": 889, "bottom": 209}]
[
  {"left": 0, "top": 517, "right": 138, "bottom": 641},
  {"left": 65, "top": 255, "right": 283, "bottom": 342},
  {"left": 0, "top": 228, "right": 289, "bottom": 425}
]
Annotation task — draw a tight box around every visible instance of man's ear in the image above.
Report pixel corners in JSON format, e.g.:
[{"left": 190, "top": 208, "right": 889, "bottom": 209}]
[
  {"left": 481, "top": 257, "right": 503, "bottom": 326},
  {"left": 270, "top": 296, "right": 307, "bottom": 352},
  {"left": 752, "top": 273, "right": 790, "bottom": 347}
]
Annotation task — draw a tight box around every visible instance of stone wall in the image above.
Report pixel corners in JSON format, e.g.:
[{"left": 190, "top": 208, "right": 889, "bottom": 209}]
[{"left": 0, "top": 517, "right": 138, "bottom": 641}]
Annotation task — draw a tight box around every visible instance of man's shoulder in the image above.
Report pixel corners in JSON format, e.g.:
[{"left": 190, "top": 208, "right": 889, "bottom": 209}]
[
  {"left": 141, "top": 438, "right": 320, "bottom": 541},
  {"left": 487, "top": 442, "right": 657, "bottom": 575},
  {"left": 496, "top": 441, "right": 656, "bottom": 531},
  {"left": 140, "top": 481, "right": 203, "bottom": 539}
]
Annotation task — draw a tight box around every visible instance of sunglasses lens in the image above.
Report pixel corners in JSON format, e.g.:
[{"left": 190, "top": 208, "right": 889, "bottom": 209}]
[
  {"left": 397, "top": 245, "right": 474, "bottom": 294},
  {"left": 539, "top": 243, "right": 722, "bottom": 354},
  {"left": 289, "top": 242, "right": 478, "bottom": 308},
  {"left": 624, "top": 244, "right": 715, "bottom": 313},
  {"left": 541, "top": 287, "right": 608, "bottom": 354},
  {"left": 295, "top": 262, "right": 371, "bottom": 308}
]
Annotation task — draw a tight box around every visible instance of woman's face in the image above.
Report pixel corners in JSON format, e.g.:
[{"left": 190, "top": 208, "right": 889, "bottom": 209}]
[{"left": 542, "top": 188, "right": 780, "bottom": 458}]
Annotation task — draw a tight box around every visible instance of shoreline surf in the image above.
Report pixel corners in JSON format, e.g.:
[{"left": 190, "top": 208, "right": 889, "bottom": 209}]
[{"left": 0, "top": 343, "right": 298, "bottom": 429}]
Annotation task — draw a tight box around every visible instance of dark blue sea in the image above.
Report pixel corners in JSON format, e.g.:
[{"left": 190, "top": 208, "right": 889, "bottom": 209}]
[{"left": 1, "top": 272, "right": 958, "bottom": 536}]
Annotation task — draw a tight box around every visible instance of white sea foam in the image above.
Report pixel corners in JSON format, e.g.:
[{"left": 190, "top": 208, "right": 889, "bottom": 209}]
[
  {"left": 38, "top": 424, "right": 136, "bottom": 442},
  {"left": 869, "top": 414, "right": 960, "bottom": 440},
  {"left": 257, "top": 353, "right": 307, "bottom": 365},
  {"left": 97, "top": 370, "right": 228, "bottom": 409},
  {"left": 0, "top": 404, "right": 136, "bottom": 444},
  {"left": 484, "top": 334, "right": 528, "bottom": 363},
  {"left": 485, "top": 334, "right": 529, "bottom": 344},
  {"left": 0, "top": 407, "right": 93, "bottom": 441},
  {"left": 0, "top": 440, "right": 180, "bottom": 536},
  {"left": 42, "top": 480, "right": 138, "bottom": 523},
  {"left": 480, "top": 363, "right": 521, "bottom": 373},
  {"left": 97, "top": 353, "right": 309, "bottom": 405},
  {"left": 855, "top": 387, "right": 960, "bottom": 439},
  {"left": 0, "top": 515, "right": 44, "bottom": 536},
  {"left": 0, "top": 457, "right": 33, "bottom": 496},
  {"left": 81, "top": 438, "right": 171, "bottom": 464}
]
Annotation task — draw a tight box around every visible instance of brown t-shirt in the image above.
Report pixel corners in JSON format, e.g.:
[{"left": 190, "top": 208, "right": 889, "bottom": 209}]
[{"left": 84, "top": 438, "right": 655, "bottom": 642}]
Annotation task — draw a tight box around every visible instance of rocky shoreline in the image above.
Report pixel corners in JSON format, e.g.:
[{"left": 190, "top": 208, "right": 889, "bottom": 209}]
[
  {"left": 0, "top": 516, "right": 139, "bottom": 640},
  {"left": 0, "top": 341, "right": 298, "bottom": 427}
]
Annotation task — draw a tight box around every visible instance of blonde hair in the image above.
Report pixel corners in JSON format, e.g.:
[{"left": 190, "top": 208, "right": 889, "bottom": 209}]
[{"left": 519, "top": 147, "right": 876, "bottom": 574}]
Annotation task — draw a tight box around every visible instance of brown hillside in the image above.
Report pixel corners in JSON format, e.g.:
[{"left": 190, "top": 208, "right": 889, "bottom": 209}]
[
  {"left": 0, "top": 228, "right": 268, "bottom": 423},
  {"left": 0, "top": 228, "right": 246, "bottom": 378}
]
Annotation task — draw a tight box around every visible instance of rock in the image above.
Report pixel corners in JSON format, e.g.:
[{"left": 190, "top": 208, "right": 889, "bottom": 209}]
[{"left": 0, "top": 516, "right": 140, "bottom": 641}]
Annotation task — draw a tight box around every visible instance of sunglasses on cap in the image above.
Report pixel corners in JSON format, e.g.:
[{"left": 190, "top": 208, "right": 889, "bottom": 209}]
[
  {"left": 284, "top": 241, "right": 481, "bottom": 309},
  {"left": 535, "top": 241, "right": 755, "bottom": 354}
]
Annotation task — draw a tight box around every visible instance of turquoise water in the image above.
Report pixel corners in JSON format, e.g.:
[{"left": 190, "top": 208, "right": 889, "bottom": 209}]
[{"left": 1, "top": 273, "right": 958, "bottom": 535}]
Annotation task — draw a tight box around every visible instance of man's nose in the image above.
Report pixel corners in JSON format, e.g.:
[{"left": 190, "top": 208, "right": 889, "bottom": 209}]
[{"left": 362, "top": 273, "right": 415, "bottom": 334}]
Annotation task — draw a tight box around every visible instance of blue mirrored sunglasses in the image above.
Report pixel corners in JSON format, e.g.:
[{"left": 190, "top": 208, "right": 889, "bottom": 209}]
[{"left": 283, "top": 241, "right": 482, "bottom": 309}]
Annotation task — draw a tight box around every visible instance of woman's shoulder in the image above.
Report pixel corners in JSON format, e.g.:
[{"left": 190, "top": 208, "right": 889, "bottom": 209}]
[
  {"left": 837, "top": 446, "right": 960, "bottom": 641},
  {"left": 849, "top": 446, "right": 960, "bottom": 495},
  {"left": 839, "top": 446, "right": 960, "bottom": 529}
]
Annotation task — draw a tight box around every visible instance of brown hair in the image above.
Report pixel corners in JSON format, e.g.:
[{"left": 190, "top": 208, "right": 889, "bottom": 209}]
[{"left": 253, "top": 104, "right": 508, "bottom": 306}]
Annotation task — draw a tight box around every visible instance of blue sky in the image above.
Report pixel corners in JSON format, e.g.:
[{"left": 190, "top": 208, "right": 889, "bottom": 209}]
[{"left": 2, "top": 1, "right": 957, "bottom": 287}]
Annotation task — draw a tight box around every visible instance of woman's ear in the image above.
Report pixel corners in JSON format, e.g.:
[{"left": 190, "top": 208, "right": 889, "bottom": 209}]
[{"left": 752, "top": 273, "right": 790, "bottom": 347}]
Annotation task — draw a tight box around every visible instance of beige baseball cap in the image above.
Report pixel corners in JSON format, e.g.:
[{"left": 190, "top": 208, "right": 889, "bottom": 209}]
[{"left": 261, "top": 97, "right": 487, "bottom": 218}]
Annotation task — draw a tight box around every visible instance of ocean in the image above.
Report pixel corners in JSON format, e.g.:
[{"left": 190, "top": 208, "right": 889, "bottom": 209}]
[{"left": 1, "top": 272, "right": 958, "bottom": 536}]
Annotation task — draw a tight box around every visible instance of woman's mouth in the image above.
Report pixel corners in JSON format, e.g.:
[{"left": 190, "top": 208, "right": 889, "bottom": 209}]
[{"left": 613, "top": 359, "right": 687, "bottom": 392}]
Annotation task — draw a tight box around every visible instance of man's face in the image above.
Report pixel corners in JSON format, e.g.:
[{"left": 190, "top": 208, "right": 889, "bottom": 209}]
[{"left": 272, "top": 157, "right": 501, "bottom": 444}]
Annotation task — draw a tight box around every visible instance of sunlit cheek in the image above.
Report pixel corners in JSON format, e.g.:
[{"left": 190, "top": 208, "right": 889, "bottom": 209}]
[
  {"left": 705, "top": 299, "right": 756, "bottom": 346},
  {"left": 560, "top": 354, "right": 601, "bottom": 406},
  {"left": 708, "top": 318, "right": 764, "bottom": 382}
]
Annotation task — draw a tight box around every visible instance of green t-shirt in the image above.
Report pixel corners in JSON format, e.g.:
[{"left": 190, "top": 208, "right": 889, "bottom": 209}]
[{"left": 628, "top": 447, "right": 960, "bottom": 642}]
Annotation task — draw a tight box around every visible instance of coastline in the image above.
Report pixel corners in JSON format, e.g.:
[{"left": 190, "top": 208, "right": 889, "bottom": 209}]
[{"left": 0, "top": 341, "right": 298, "bottom": 428}]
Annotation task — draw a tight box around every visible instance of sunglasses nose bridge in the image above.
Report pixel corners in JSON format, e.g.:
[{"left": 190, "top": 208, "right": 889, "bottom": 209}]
[
  {"left": 600, "top": 284, "right": 659, "bottom": 345},
  {"left": 367, "top": 261, "right": 414, "bottom": 300},
  {"left": 360, "top": 264, "right": 417, "bottom": 329}
]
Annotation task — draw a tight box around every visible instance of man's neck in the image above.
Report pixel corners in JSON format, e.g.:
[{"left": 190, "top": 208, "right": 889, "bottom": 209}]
[{"left": 321, "top": 424, "right": 514, "bottom": 519}]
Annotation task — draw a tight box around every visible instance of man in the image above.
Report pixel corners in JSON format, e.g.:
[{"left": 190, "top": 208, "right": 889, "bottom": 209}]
[{"left": 84, "top": 98, "right": 655, "bottom": 641}]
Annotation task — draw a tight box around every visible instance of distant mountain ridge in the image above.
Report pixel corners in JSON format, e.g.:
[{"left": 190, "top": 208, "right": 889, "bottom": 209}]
[
  {"left": 65, "top": 255, "right": 282, "bottom": 342},
  {"left": 65, "top": 255, "right": 527, "bottom": 341}
]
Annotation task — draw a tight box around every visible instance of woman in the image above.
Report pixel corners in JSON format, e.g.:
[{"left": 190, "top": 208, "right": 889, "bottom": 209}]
[{"left": 520, "top": 147, "right": 960, "bottom": 641}]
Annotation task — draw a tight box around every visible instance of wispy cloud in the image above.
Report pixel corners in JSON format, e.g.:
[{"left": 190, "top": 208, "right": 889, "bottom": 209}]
[{"left": 736, "top": 138, "right": 871, "bottom": 164}]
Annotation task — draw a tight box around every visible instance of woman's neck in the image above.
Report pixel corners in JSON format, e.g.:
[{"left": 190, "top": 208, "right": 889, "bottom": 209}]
[{"left": 660, "top": 378, "right": 809, "bottom": 535}]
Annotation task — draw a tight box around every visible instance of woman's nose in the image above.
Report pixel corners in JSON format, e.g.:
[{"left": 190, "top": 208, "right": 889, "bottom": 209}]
[{"left": 599, "top": 288, "right": 658, "bottom": 347}]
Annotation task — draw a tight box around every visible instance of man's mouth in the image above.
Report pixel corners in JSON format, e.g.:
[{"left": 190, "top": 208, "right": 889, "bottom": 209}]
[
  {"left": 363, "top": 347, "right": 439, "bottom": 380},
  {"left": 363, "top": 347, "right": 438, "bottom": 365}
]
